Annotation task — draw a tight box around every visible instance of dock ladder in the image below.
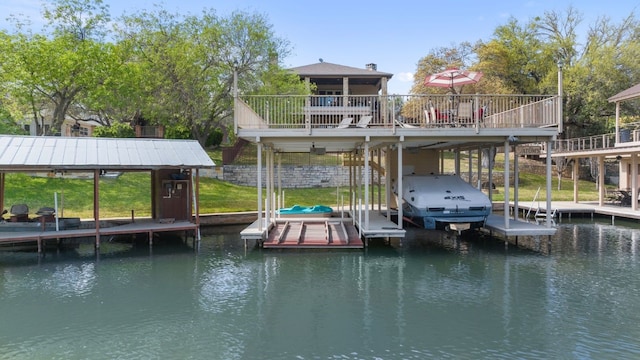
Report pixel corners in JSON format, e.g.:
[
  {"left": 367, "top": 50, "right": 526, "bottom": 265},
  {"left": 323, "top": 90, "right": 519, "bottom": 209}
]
[{"left": 527, "top": 186, "right": 557, "bottom": 219}]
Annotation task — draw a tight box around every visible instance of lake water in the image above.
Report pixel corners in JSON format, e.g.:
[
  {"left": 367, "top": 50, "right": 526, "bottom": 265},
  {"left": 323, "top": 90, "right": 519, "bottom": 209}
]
[{"left": 1, "top": 218, "right": 640, "bottom": 359}]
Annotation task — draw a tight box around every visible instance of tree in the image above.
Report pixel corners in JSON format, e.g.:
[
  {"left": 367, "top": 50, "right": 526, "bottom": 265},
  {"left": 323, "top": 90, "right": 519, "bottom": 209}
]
[
  {"left": 2, "top": 0, "right": 116, "bottom": 135},
  {"left": 116, "top": 9, "right": 303, "bottom": 146},
  {"left": 475, "top": 17, "right": 553, "bottom": 95},
  {"left": 554, "top": 156, "right": 570, "bottom": 190},
  {"left": 410, "top": 42, "right": 478, "bottom": 95}
]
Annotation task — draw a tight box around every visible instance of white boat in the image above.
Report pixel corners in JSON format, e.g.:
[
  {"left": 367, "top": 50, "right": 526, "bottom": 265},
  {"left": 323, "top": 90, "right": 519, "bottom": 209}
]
[{"left": 399, "top": 174, "right": 491, "bottom": 231}]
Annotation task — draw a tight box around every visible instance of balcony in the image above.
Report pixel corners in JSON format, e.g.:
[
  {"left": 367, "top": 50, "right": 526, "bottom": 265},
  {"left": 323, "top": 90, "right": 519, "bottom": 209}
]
[{"left": 236, "top": 94, "right": 561, "bottom": 130}]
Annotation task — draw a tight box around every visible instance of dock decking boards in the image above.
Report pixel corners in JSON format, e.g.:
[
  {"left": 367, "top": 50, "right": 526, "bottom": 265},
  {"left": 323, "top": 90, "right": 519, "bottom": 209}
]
[
  {"left": 0, "top": 220, "right": 198, "bottom": 253},
  {"left": 263, "top": 219, "right": 363, "bottom": 249}
]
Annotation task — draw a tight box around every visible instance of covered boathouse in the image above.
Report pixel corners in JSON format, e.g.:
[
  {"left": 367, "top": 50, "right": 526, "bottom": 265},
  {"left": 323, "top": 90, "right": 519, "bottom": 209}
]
[
  {"left": 0, "top": 135, "right": 215, "bottom": 253},
  {"left": 234, "top": 61, "right": 560, "bottom": 248}
]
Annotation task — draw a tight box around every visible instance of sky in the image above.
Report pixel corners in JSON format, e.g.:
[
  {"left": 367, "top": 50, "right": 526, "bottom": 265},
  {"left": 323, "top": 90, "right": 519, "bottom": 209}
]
[{"left": 2, "top": 0, "right": 640, "bottom": 94}]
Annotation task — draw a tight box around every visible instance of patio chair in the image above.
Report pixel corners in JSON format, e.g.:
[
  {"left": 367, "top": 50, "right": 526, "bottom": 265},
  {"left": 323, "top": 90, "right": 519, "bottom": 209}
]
[
  {"left": 430, "top": 106, "right": 449, "bottom": 126},
  {"left": 336, "top": 117, "right": 353, "bottom": 129},
  {"left": 355, "top": 115, "right": 372, "bottom": 128},
  {"left": 394, "top": 119, "right": 418, "bottom": 128}
]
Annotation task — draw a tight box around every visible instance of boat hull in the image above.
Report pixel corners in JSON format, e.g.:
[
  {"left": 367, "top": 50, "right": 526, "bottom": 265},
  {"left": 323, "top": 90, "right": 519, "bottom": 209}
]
[{"left": 400, "top": 175, "right": 491, "bottom": 231}]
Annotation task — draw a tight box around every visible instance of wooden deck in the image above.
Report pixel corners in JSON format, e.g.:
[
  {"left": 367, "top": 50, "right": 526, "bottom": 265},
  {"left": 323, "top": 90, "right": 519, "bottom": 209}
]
[
  {"left": 241, "top": 211, "right": 406, "bottom": 249},
  {"left": 263, "top": 218, "right": 363, "bottom": 249},
  {"left": 0, "top": 220, "right": 198, "bottom": 253}
]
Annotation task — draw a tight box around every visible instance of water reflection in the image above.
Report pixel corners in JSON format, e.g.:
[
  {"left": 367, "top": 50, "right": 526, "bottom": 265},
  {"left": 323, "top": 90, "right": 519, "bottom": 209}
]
[
  {"left": 198, "top": 257, "right": 256, "bottom": 313},
  {"left": 3, "top": 263, "right": 96, "bottom": 298},
  {"left": 0, "top": 221, "right": 639, "bottom": 359}
]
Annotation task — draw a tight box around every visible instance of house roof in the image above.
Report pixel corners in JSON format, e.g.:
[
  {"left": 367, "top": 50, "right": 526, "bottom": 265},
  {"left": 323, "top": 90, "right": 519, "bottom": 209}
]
[
  {"left": 290, "top": 62, "right": 393, "bottom": 79},
  {"left": 0, "top": 136, "right": 215, "bottom": 171},
  {"left": 608, "top": 83, "right": 640, "bottom": 103}
]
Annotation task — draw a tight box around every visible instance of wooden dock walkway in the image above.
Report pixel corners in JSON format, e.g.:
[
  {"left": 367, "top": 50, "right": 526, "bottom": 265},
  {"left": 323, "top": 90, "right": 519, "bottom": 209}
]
[{"left": 0, "top": 220, "right": 198, "bottom": 253}]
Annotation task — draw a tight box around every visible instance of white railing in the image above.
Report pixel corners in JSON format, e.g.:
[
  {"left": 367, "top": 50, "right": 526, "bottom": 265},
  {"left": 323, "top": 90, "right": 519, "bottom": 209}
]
[
  {"left": 483, "top": 96, "right": 559, "bottom": 128},
  {"left": 548, "top": 134, "right": 616, "bottom": 153},
  {"left": 236, "top": 98, "right": 269, "bottom": 130},
  {"left": 239, "top": 94, "right": 559, "bottom": 130}
]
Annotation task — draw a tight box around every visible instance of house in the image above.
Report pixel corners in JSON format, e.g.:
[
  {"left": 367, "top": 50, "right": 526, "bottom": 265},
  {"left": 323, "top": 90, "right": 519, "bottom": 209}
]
[{"left": 289, "top": 61, "right": 393, "bottom": 125}]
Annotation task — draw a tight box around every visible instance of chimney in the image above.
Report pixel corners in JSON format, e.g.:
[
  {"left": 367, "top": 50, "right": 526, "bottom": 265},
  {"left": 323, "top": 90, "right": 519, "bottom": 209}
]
[{"left": 366, "top": 63, "right": 377, "bottom": 71}]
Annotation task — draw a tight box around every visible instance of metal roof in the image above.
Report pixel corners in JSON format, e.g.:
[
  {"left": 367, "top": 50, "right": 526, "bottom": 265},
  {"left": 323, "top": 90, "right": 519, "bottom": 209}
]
[{"left": 0, "top": 136, "right": 215, "bottom": 171}]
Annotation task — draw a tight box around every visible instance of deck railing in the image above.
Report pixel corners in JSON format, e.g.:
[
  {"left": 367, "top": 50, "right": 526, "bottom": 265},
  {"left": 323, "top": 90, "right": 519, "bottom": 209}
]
[
  {"left": 545, "top": 129, "right": 640, "bottom": 155},
  {"left": 547, "top": 134, "right": 617, "bottom": 153},
  {"left": 237, "top": 94, "right": 559, "bottom": 130}
]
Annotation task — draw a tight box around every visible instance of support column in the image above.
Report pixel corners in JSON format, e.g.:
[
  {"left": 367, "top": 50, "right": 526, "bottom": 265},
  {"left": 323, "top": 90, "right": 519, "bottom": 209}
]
[
  {"left": 385, "top": 145, "right": 391, "bottom": 219},
  {"left": 477, "top": 146, "right": 482, "bottom": 189},
  {"left": 513, "top": 145, "right": 519, "bottom": 221},
  {"left": 488, "top": 146, "right": 495, "bottom": 201},
  {"left": 0, "top": 172, "right": 4, "bottom": 214},
  {"left": 277, "top": 153, "right": 282, "bottom": 211},
  {"left": 546, "top": 141, "right": 554, "bottom": 227},
  {"left": 349, "top": 151, "right": 354, "bottom": 212},
  {"left": 632, "top": 153, "right": 638, "bottom": 211},
  {"left": 269, "top": 149, "right": 275, "bottom": 223},
  {"left": 364, "top": 140, "right": 370, "bottom": 229},
  {"left": 377, "top": 149, "right": 381, "bottom": 211},
  {"left": 573, "top": 158, "right": 580, "bottom": 204},
  {"left": 503, "top": 140, "right": 510, "bottom": 228},
  {"left": 265, "top": 149, "right": 271, "bottom": 227},
  {"left": 598, "top": 156, "right": 605, "bottom": 209},
  {"left": 257, "top": 140, "right": 263, "bottom": 231},
  {"left": 93, "top": 169, "right": 101, "bottom": 250},
  {"left": 194, "top": 168, "right": 201, "bottom": 241},
  {"left": 468, "top": 151, "right": 473, "bottom": 185},
  {"left": 397, "top": 137, "right": 404, "bottom": 230}
]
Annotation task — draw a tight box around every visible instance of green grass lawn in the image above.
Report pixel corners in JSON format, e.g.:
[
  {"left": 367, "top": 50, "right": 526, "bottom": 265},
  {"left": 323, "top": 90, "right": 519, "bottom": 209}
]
[{"left": 2, "top": 169, "right": 604, "bottom": 219}]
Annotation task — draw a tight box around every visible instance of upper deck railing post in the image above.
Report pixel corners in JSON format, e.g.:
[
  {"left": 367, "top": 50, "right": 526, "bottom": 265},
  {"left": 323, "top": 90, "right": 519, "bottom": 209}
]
[
  {"left": 474, "top": 93, "right": 480, "bottom": 134},
  {"left": 233, "top": 68, "right": 238, "bottom": 135},
  {"left": 305, "top": 96, "right": 311, "bottom": 134},
  {"left": 558, "top": 61, "right": 564, "bottom": 134}
]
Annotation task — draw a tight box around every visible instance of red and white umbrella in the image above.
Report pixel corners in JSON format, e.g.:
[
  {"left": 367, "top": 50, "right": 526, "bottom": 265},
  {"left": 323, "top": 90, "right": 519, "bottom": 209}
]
[{"left": 424, "top": 68, "right": 483, "bottom": 92}]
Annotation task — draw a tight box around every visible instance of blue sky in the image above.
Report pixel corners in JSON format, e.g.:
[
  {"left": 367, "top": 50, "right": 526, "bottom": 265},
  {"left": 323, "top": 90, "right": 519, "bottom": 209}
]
[{"left": 2, "top": 0, "right": 639, "bottom": 94}]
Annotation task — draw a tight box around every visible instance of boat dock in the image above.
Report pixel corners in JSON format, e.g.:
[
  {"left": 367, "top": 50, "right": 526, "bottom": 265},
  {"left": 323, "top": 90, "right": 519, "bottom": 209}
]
[
  {"left": 0, "top": 220, "right": 198, "bottom": 253},
  {"left": 240, "top": 211, "right": 405, "bottom": 249},
  {"left": 509, "top": 201, "right": 640, "bottom": 223}
]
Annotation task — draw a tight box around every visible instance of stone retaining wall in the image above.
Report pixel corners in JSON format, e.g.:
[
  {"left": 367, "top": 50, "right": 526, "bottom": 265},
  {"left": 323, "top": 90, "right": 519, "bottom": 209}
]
[{"left": 220, "top": 165, "right": 362, "bottom": 188}]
